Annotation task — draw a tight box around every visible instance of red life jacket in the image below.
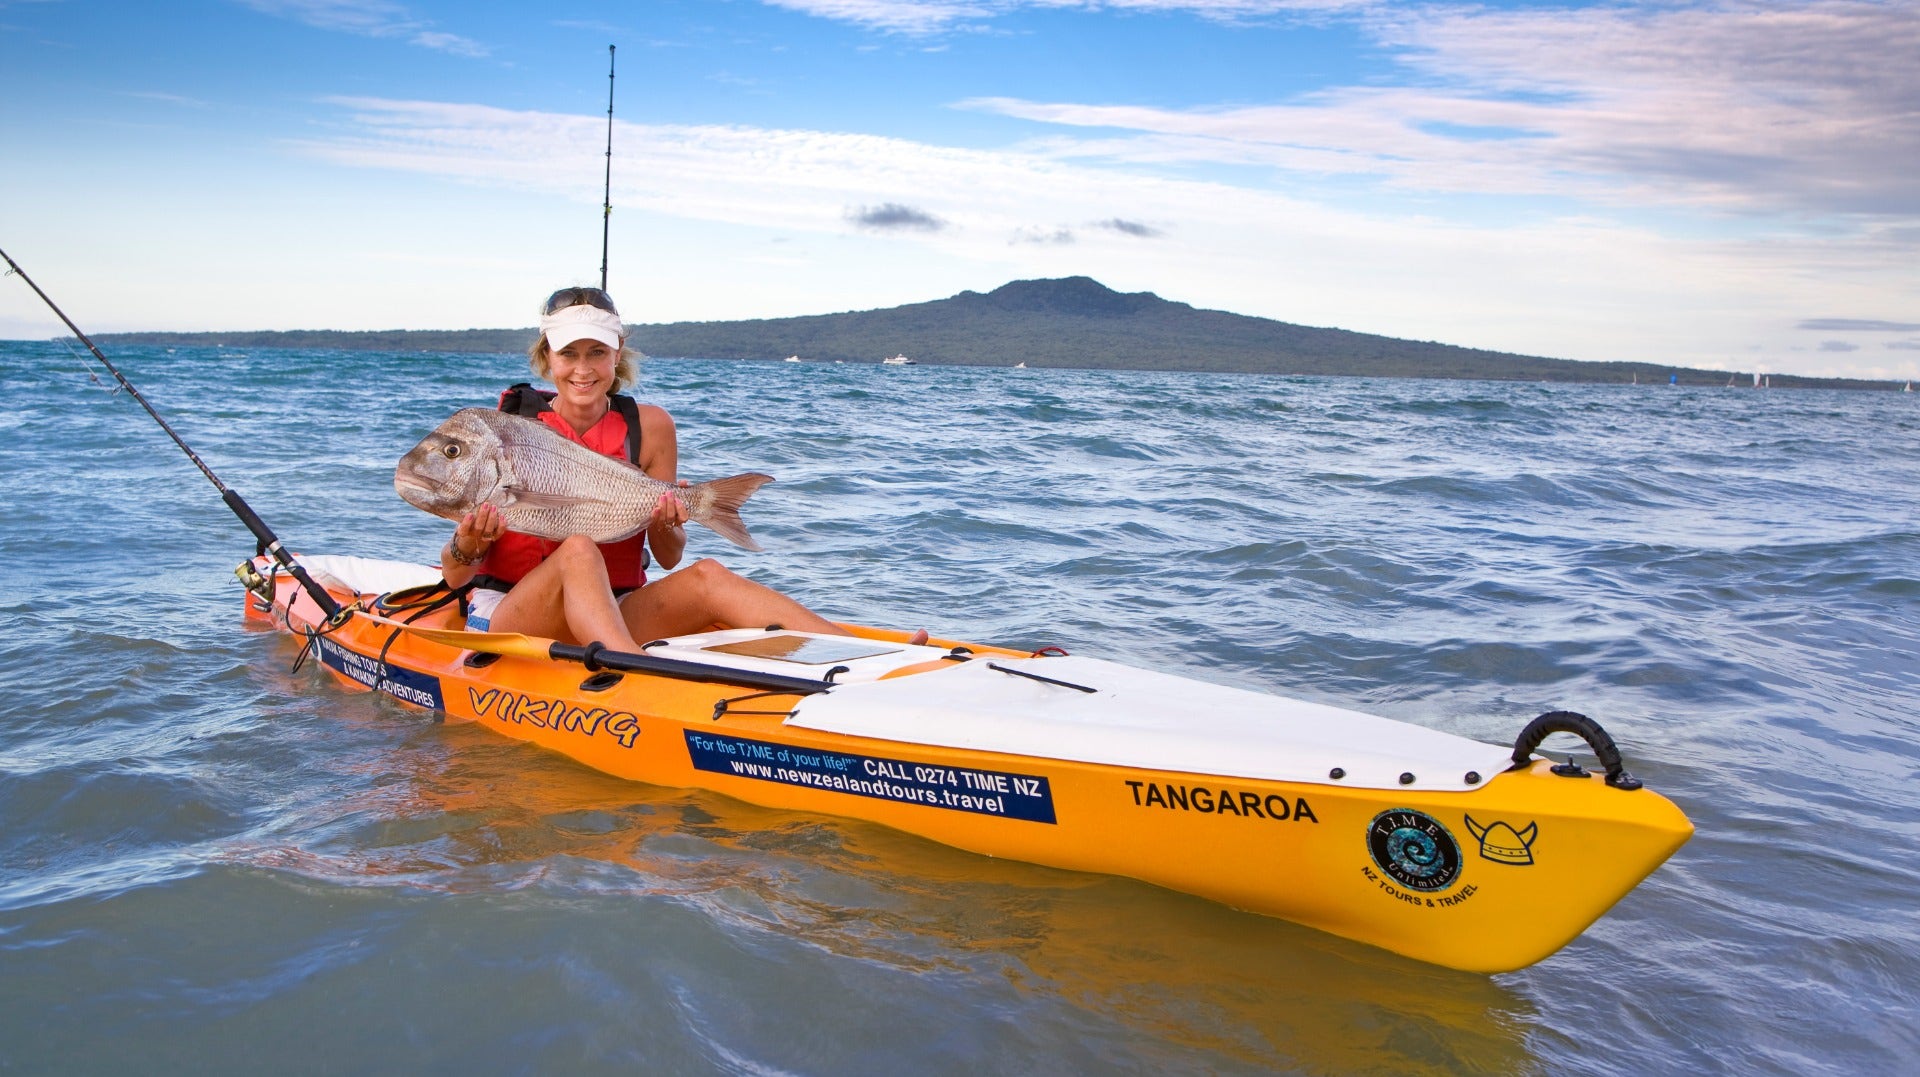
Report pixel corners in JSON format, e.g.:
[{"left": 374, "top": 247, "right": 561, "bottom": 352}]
[{"left": 476, "top": 390, "right": 650, "bottom": 590}]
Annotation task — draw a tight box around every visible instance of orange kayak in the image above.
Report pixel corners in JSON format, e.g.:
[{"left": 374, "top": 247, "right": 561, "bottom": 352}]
[{"left": 242, "top": 552, "right": 1691, "bottom": 973}]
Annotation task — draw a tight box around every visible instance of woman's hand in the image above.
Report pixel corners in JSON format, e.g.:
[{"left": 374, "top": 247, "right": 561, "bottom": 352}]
[
  {"left": 446, "top": 503, "right": 504, "bottom": 576},
  {"left": 648, "top": 482, "right": 691, "bottom": 530},
  {"left": 646, "top": 482, "right": 690, "bottom": 570}
]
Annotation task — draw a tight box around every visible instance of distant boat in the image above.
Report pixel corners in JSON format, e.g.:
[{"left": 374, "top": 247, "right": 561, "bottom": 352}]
[
  {"left": 1015, "top": 361, "right": 1027, "bottom": 369},
  {"left": 881, "top": 355, "right": 914, "bottom": 366},
  {"left": 784, "top": 355, "right": 801, "bottom": 363},
  {"left": 1726, "top": 375, "right": 1736, "bottom": 387},
  {"left": 1906, "top": 381, "right": 1913, "bottom": 392}
]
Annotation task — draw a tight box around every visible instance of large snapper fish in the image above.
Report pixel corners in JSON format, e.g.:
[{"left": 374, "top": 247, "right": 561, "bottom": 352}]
[{"left": 394, "top": 408, "right": 771, "bottom": 551}]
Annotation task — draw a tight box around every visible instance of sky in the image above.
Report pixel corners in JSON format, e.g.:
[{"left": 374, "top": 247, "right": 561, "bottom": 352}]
[{"left": 2, "top": 0, "right": 1917, "bottom": 380}]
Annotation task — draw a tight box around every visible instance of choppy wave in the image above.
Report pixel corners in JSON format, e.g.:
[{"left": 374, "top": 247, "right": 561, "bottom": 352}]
[{"left": 2, "top": 342, "right": 1917, "bottom": 1073}]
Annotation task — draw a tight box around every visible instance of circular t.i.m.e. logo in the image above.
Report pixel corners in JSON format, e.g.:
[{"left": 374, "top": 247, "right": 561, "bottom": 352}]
[{"left": 1367, "top": 809, "right": 1463, "bottom": 892}]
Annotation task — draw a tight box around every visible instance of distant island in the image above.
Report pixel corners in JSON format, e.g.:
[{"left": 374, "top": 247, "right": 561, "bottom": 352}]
[{"left": 96, "top": 276, "right": 1892, "bottom": 390}]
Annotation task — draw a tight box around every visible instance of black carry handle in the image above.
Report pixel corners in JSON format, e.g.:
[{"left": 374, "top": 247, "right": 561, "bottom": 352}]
[{"left": 1510, "top": 710, "right": 1643, "bottom": 790}]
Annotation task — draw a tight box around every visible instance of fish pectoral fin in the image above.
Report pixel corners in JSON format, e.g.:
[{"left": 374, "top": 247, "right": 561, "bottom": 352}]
[{"left": 498, "top": 486, "right": 576, "bottom": 510}]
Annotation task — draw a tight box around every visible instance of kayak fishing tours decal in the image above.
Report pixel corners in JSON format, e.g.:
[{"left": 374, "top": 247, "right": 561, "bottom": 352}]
[
  {"left": 1362, "top": 809, "right": 1468, "bottom": 908},
  {"left": 1123, "top": 780, "right": 1319, "bottom": 824},
  {"left": 686, "top": 732, "right": 1057, "bottom": 823},
  {"left": 467, "top": 687, "right": 641, "bottom": 749},
  {"left": 314, "top": 637, "right": 444, "bottom": 710},
  {"left": 1466, "top": 815, "right": 1539, "bottom": 866}
]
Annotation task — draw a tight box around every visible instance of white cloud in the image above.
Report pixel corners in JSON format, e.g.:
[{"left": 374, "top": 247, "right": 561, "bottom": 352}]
[
  {"left": 287, "top": 96, "right": 1920, "bottom": 378},
  {"left": 758, "top": 0, "right": 998, "bottom": 35},
  {"left": 759, "top": 0, "right": 1364, "bottom": 35},
  {"left": 234, "top": 0, "right": 489, "bottom": 56},
  {"left": 1377, "top": 0, "right": 1920, "bottom": 215},
  {"left": 966, "top": 1, "right": 1920, "bottom": 218},
  {"left": 121, "top": 91, "right": 211, "bottom": 107},
  {"left": 409, "top": 30, "right": 488, "bottom": 58}
]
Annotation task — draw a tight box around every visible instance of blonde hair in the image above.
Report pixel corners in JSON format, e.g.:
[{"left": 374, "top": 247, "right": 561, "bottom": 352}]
[{"left": 528, "top": 336, "right": 640, "bottom": 394}]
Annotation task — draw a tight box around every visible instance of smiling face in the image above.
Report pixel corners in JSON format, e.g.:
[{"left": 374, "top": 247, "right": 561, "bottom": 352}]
[{"left": 547, "top": 337, "right": 621, "bottom": 412}]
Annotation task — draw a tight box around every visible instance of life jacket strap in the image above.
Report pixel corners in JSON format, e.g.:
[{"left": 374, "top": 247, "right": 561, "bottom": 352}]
[{"left": 498, "top": 383, "right": 642, "bottom": 466}]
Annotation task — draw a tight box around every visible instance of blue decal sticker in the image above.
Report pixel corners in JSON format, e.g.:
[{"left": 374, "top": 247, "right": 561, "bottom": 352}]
[
  {"left": 315, "top": 637, "right": 445, "bottom": 710},
  {"left": 686, "top": 731, "right": 1057, "bottom": 824},
  {"left": 1366, "top": 808, "right": 1463, "bottom": 893}
]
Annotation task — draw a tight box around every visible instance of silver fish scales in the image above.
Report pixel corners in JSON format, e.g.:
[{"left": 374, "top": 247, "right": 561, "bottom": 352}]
[{"left": 394, "top": 408, "right": 770, "bottom": 550}]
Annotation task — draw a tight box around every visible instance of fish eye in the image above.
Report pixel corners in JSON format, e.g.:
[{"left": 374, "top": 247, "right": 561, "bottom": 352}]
[{"left": 442, "top": 444, "right": 462, "bottom": 459}]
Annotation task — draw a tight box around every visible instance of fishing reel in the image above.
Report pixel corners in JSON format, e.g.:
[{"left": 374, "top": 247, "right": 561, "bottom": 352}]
[{"left": 234, "top": 559, "right": 276, "bottom": 610}]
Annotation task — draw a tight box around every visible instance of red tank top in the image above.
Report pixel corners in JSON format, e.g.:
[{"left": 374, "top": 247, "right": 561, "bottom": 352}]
[{"left": 477, "top": 407, "right": 649, "bottom": 590}]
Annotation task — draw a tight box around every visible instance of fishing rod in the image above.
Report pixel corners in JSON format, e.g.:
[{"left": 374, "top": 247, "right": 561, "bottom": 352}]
[
  {"left": 0, "top": 246, "right": 343, "bottom": 619},
  {"left": 599, "top": 43, "right": 616, "bottom": 291}
]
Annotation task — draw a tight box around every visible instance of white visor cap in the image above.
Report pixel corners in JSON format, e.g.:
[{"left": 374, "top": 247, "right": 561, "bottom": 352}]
[{"left": 541, "top": 303, "right": 625, "bottom": 351}]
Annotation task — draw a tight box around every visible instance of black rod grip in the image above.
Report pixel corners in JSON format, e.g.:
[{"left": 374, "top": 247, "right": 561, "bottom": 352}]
[
  {"left": 548, "top": 641, "right": 833, "bottom": 695},
  {"left": 225, "top": 489, "right": 341, "bottom": 617}
]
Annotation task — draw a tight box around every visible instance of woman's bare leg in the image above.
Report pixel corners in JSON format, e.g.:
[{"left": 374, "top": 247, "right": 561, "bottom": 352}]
[
  {"left": 618, "top": 558, "right": 840, "bottom": 641},
  {"left": 485, "top": 536, "right": 640, "bottom": 649}
]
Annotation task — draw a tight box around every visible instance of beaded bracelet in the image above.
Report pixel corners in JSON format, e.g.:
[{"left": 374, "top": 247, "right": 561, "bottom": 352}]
[{"left": 446, "top": 540, "right": 485, "bottom": 566}]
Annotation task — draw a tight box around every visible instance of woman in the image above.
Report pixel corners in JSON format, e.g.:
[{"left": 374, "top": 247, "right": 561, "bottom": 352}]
[{"left": 438, "top": 285, "right": 852, "bottom": 651}]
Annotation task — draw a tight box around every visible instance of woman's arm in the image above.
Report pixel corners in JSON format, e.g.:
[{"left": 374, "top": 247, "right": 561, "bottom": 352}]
[{"left": 638, "top": 404, "right": 688, "bottom": 570}]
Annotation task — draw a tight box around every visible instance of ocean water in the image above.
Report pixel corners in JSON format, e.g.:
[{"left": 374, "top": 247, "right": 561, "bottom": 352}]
[{"left": 1, "top": 341, "right": 1915, "bottom": 1075}]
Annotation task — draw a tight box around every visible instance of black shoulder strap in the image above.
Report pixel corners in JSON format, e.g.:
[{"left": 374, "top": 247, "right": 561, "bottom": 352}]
[
  {"left": 498, "top": 382, "right": 553, "bottom": 416},
  {"left": 611, "top": 394, "right": 642, "bottom": 466},
  {"left": 500, "top": 384, "right": 642, "bottom": 467}
]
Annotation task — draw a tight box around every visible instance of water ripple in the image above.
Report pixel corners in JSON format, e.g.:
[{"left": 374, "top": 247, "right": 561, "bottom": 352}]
[{"left": 3, "top": 345, "right": 1917, "bottom": 1072}]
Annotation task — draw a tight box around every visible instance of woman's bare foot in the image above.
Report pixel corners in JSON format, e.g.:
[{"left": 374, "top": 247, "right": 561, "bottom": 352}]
[{"left": 908, "top": 628, "right": 930, "bottom": 646}]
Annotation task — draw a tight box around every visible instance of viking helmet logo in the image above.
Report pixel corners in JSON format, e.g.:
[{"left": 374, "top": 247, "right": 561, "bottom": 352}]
[{"left": 1465, "top": 815, "right": 1539, "bottom": 866}]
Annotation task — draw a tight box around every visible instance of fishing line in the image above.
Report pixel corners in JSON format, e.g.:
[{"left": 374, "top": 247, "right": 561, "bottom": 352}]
[
  {"left": 0, "top": 246, "right": 343, "bottom": 619},
  {"left": 2, "top": 267, "right": 108, "bottom": 391},
  {"left": 50, "top": 331, "right": 114, "bottom": 392}
]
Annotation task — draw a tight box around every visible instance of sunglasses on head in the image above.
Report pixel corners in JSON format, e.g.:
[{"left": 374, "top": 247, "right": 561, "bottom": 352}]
[{"left": 543, "top": 286, "right": 619, "bottom": 316}]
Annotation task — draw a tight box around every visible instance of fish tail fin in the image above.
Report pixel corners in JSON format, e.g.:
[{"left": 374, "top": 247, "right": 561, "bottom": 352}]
[{"left": 685, "top": 473, "right": 774, "bottom": 551}]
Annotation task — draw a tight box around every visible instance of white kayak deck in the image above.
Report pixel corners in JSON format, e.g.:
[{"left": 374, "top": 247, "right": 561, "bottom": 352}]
[
  {"left": 305, "top": 558, "right": 1517, "bottom": 793},
  {"left": 793, "top": 653, "right": 1513, "bottom": 792},
  {"left": 299, "top": 554, "right": 445, "bottom": 596},
  {"left": 649, "top": 629, "right": 1515, "bottom": 793}
]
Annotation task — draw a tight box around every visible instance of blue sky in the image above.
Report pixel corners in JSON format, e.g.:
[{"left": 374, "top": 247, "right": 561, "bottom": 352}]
[{"left": 3, "top": 0, "right": 1916, "bottom": 379}]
